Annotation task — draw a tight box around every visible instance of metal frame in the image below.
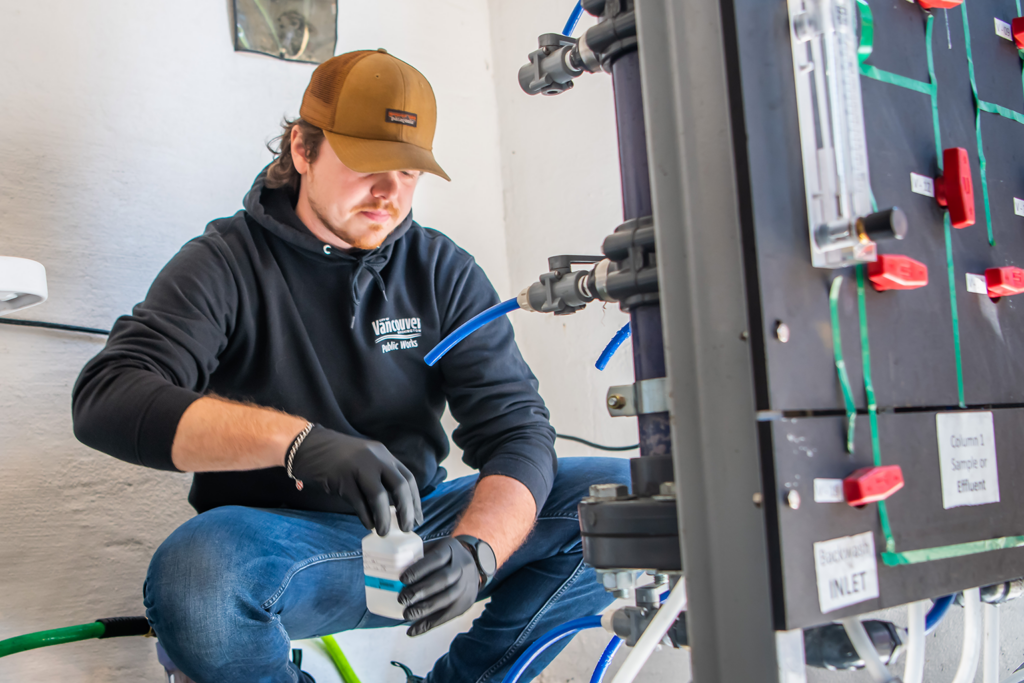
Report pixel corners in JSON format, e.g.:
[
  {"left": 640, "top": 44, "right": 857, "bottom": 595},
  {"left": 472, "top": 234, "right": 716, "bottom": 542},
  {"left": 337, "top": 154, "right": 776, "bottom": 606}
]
[{"left": 634, "top": 0, "right": 784, "bottom": 680}]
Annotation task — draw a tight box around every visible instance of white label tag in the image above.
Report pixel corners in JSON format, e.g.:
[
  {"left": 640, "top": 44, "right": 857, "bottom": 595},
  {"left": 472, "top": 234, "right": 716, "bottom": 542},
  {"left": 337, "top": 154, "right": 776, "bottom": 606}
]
[
  {"left": 1014, "top": 197, "right": 1024, "bottom": 217},
  {"left": 995, "top": 18, "right": 1014, "bottom": 41},
  {"left": 911, "top": 172, "right": 935, "bottom": 197},
  {"left": 814, "top": 531, "right": 879, "bottom": 613},
  {"left": 936, "top": 412, "right": 1000, "bottom": 509},
  {"left": 966, "top": 273, "right": 989, "bottom": 295},
  {"left": 814, "top": 479, "right": 846, "bottom": 503}
]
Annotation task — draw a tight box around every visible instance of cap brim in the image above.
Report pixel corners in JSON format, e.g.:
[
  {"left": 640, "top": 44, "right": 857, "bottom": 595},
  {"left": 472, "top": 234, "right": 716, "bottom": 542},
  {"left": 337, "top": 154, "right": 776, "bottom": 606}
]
[{"left": 323, "top": 131, "right": 451, "bottom": 182}]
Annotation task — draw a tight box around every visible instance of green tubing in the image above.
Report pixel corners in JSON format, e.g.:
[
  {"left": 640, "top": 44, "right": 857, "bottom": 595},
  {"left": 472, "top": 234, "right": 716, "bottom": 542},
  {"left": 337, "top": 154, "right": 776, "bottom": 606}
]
[
  {"left": 856, "top": 0, "right": 874, "bottom": 63},
  {"left": 883, "top": 535, "right": 1024, "bottom": 566},
  {"left": 321, "top": 634, "right": 362, "bottom": 683},
  {"left": 0, "top": 622, "right": 106, "bottom": 658},
  {"left": 828, "top": 276, "right": 858, "bottom": 453},
  {"left": 856, "top": 266, "right": 896, "bottom": 554}
]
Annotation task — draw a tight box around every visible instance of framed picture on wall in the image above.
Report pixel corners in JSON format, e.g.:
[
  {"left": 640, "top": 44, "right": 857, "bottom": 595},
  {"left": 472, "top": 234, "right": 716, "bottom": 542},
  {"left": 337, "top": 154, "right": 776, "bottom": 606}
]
[{"left": 233, "top": 0, "right": 337, "bottom": 64}]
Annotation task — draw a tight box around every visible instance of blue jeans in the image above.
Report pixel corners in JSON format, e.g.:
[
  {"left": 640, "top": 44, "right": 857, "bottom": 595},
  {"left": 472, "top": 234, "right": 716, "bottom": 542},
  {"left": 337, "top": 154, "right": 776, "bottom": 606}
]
[{"left": 144, "top": 457, "right": 630, "bottom": 683}]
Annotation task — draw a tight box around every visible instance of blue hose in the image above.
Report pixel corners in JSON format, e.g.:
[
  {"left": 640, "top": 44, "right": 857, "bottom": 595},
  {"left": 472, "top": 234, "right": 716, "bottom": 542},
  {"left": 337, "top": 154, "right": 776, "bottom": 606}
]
[
  {"left": 596, "top": 322, "right": 631, "bottom": 370},
  {"left": 563, "top": 2, "right": 585, "bottom": 36},
  {"left": 501, "top": 616, "right": 604, "bottom": 683},
  {"left": 425, "top": 298, "right": 521, "bottom": 367},
  {"left": 590, "top": 636, "right": 623, "bottom": 683},
  {"left": 924, "top": 595, "right": 955, "bottom": 635}
]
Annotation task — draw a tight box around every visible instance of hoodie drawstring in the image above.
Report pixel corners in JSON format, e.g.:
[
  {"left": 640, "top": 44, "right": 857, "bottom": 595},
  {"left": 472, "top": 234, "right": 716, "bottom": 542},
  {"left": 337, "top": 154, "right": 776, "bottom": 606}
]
[{"left": 348, "top": 252, "right": 389, "bottom": 327}]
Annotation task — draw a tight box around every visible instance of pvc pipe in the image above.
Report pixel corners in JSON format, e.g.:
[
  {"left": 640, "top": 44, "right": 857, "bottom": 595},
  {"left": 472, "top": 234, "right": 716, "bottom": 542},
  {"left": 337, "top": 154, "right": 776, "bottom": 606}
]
[
  {"left": 951, "top": 588, "right": 982, "bottom": 683},
  {"left": 1001, "top": 666, "right": 1024, "bottom": 683},
  {"left": 424, "top": 298, "right": 520, "bottom": 366},
  {"left": 501, "top": 616, "right": 604, "bottom": 683},
  {"left": 903, "top": 600, "right": 928, "bottom": 683},
  {"left": 591, "top": 636, "right": 623, "bottom": 683},
  {"left": 0, "top": 622, "right": 105, "bottom": 658},
  {"left": 609, "top": 579, "right": 688, "bottom": 683},
  {"left": 840, "top": 617, "right": 897, "bottom": 683},
  {"left": 926, "top": 595, "right": 956, "bottom": 635},
  {"left": 562, "top": 2, "right": 585, "bottom": 36},
  {"left": 983, "top": 603, "right": 1000, "bottom": 683},
  {"left": 596, "top": 322, "right": 631, "bottom": 370}
]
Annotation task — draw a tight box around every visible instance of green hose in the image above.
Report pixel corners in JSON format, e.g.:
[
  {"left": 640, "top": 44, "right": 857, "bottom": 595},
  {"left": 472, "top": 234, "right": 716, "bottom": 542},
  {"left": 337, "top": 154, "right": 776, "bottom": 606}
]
[
  {"left": 320, "top": 634, "right": 362, "bottom": 683},
  {"left": 0, "top": 622, "right": 106, "bottom": 658}
]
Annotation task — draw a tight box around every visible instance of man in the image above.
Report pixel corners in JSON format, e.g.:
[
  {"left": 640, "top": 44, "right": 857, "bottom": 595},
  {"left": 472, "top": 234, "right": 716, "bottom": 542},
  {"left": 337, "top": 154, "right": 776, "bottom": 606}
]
[{"left": 73, "top": 49, "right": 629, "bottom": 683}]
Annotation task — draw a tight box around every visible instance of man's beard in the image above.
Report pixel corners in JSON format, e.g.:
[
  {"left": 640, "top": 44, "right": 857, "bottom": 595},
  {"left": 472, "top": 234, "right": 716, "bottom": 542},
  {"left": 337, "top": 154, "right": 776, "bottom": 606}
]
[{"left": 309, "top": 195, "right": 399, "bottom": 250}]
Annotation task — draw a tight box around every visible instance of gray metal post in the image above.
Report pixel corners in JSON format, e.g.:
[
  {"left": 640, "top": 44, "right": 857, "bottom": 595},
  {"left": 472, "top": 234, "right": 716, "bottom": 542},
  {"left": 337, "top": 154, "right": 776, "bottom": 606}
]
[{"left": 633, "top": 0, "right": 781, "bottom": 680}]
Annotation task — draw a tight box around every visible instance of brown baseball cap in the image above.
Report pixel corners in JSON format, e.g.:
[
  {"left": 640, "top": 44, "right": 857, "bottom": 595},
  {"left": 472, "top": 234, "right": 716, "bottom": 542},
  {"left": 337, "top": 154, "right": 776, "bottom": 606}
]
[{"left": 300, "top": 49, "right": 450, "bottom": 181}]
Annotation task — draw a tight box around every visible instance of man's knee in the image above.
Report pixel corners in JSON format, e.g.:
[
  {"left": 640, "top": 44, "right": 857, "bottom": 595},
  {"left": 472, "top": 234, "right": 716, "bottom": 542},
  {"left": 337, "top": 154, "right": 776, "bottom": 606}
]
[{"left": 145, "top": 507, "right": 278, "bottom": 664}]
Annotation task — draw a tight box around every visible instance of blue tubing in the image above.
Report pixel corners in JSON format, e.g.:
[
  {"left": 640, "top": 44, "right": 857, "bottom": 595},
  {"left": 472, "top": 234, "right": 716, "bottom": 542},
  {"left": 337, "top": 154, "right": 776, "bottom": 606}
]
[
  {"left": 563, "top": 2, "right": 585, "bottom": 36},
  {"left": 501, "top": 616, "right": 604, "bottom": 683},
  {"left": 596, "top": 322, "right": 631, "bottom": 370},
  {"left": 425, "top": 298, "right": 521, "bottom": 367},
  {"left": 925, "top": 595, "right": 955, "bottom": 635},
  {"left": 590, "top": 636, "right": 623, "bottom": 683}
]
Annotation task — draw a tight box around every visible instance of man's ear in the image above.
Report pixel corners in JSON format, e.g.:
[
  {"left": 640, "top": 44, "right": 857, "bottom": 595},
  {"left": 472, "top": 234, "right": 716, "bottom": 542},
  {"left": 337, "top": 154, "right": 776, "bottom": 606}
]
[{"left": 290, "top": 126, "right": 311, "bottom": 175}]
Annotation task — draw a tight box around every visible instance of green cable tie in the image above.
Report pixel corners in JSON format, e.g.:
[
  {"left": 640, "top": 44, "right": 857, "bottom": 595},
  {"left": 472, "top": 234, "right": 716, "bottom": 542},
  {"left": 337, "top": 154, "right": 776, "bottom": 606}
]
[
  {"left": 829, "top": 276, "right": 858, "bottom": 453},
  {"left": 857, "top": 0, "right": 875, "bottom": 63},
  {"left": 321, "top": 635, "right": 362, "bottom": 683},
  {"left": 882, "top": 535, "right": 1024, "bottom": 566},
  {"left": 856, "top": 266, "right": 896, "bottom": 553}
]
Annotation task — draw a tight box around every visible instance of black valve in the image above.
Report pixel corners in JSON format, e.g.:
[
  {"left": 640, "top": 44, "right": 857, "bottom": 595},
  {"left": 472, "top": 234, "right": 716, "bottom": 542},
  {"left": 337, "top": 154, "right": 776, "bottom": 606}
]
[{"left": 857, "top": 207, "right": 908, "bottom": 242}]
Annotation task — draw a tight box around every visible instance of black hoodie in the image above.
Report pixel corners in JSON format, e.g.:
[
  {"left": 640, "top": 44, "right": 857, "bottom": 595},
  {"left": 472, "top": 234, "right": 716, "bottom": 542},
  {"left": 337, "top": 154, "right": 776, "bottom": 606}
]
[{"left": 72, "top": 170, "right": 557, "bottom": 514}]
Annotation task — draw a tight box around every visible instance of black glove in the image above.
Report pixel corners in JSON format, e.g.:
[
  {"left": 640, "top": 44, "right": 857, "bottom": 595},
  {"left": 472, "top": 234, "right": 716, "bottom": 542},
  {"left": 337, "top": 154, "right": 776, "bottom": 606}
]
[
  {"left": 398, "top": 537, "right": 480, "bottom": 637},
  {"left": 290, "top": 425, "right": 423, "bottom": 535}
]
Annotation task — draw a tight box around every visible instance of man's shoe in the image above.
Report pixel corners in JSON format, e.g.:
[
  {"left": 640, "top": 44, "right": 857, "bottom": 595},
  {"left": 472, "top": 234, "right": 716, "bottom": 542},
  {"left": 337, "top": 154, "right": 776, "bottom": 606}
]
[
  {"left": 299, "top": 673, "right": 317, "bottom": 683},
  {"left": 391, "top": 661, "right": 424, "bottom": 682}
]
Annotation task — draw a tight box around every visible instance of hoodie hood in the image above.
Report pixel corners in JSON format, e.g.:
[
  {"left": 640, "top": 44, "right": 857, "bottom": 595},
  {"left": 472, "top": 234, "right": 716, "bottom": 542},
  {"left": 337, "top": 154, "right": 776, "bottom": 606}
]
[{"left": 241, "top": 166, "right": 413, "bottom": 324}]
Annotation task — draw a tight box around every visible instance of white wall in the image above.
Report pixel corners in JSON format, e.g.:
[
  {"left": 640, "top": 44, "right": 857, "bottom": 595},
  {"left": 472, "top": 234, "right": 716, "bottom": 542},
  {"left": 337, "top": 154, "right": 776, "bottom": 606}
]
[{"left": 0, "top": 1, "right": 505, "bottom": 680}]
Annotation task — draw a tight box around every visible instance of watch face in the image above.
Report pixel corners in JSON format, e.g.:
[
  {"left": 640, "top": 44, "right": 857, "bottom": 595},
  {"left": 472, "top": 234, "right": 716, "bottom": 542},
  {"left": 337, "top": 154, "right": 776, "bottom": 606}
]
[{"left": 477, "top": 540, "right": 497, "bottom": 576}]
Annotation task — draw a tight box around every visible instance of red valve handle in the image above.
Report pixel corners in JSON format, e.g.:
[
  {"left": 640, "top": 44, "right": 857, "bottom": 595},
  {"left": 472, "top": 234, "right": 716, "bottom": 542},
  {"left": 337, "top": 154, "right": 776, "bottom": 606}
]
[
  {"left": 985, "top": 267, "right": 1024, "bottom": 298},
  {"left": 844, "top": 465, "right": 905, "bottom": 507},
  {"left": 935, "top": 147, "right": 975, "bottom": 229},
  {"left": 867, "top": 255, "right": 928, "bottom": 292}
]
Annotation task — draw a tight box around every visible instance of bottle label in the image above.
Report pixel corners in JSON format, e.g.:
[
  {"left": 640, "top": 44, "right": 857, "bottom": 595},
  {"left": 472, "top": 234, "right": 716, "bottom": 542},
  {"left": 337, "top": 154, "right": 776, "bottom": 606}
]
[
  {"left": 363, "top": 546, "right": 421, "bottom": 595},
  {"left": 365, "top": 575, "right": 404, "bottom": 592}
]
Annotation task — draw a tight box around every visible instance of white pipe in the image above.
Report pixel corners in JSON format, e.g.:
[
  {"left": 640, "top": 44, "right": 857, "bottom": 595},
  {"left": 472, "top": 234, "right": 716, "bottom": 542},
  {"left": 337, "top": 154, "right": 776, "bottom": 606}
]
[
  {"left": 951, "top": 588, "right": 982, "bottom": 683},
  {"left": 1001, "top": 667, "right": 1024, "bottom": 683},
  {"left": 903, "top": 600, "right": 928, "bottom": 683},
  {"left": 840, "top": 617, "right": 897, "bottom": 683},
  {"left": 609, "top": 579, "right": 688, "bottom": 683},
  {"left": 983, "top": 602, "right": 1000, "bottom": 683}
]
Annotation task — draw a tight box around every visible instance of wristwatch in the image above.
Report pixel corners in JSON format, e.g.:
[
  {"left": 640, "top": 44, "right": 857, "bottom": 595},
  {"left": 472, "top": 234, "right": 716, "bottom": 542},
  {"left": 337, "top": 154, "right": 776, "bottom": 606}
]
[{"left": 455, "top": 535, "right": 497, "bottom": 588}]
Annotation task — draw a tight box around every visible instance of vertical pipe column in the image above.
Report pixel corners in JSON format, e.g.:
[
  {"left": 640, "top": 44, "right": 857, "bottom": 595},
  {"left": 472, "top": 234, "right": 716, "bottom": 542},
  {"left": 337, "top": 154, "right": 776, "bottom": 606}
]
[{"left": 610, "top": 50, "right": 673, "bottom": 465}]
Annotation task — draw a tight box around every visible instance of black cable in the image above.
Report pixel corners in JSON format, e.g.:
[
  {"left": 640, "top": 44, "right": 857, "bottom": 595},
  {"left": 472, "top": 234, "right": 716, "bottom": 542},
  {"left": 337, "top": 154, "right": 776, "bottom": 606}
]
[
  {"left": 0, "top": 318, "right": 110, "bottom": 336},
  {"left": 556, "top": 433, "right": 638, "bottom": 451}
]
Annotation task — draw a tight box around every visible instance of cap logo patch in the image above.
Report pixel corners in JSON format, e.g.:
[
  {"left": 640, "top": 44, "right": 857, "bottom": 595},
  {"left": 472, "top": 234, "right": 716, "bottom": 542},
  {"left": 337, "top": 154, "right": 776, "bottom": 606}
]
[{"left": 386, "top": 109, "right": 418, "bottom": 127}]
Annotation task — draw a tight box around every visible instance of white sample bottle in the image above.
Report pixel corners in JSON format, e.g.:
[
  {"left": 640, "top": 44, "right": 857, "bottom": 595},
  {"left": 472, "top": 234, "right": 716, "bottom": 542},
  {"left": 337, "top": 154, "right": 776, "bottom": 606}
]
[{"left": 362, "top": 508, "right": 424, "bottom": 619}]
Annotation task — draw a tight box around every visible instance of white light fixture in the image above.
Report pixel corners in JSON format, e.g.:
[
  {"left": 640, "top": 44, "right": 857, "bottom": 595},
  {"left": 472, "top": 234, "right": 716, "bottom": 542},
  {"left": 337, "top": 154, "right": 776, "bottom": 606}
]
[{"left": 0, "top": 256, "right": 48, "bottom": 316}]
